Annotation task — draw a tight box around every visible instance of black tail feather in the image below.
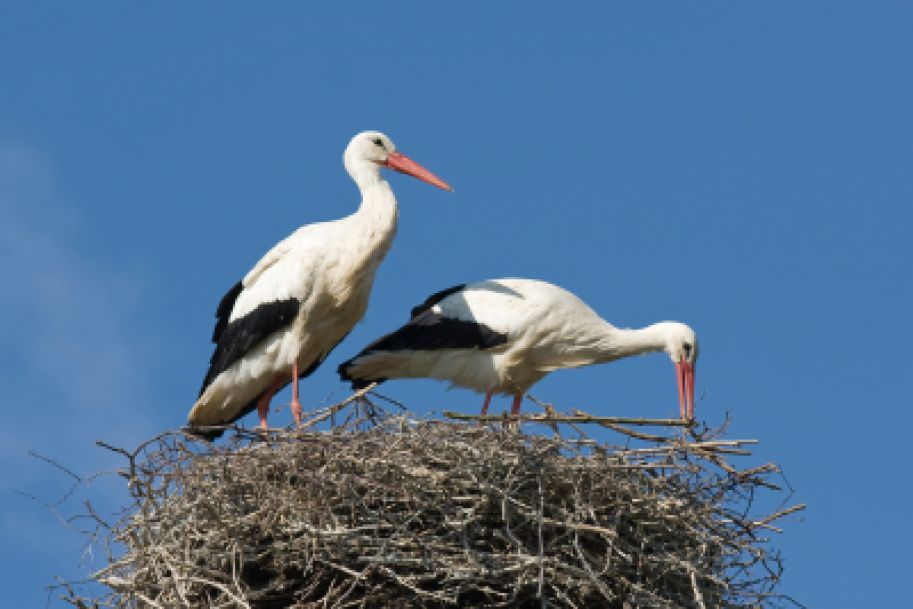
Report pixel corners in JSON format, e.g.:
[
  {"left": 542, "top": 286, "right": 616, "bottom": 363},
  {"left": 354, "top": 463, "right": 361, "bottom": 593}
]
[
  {"left": 337, "top": 358, "right": 384, "bottom": 390},
  {"left": 183, "top": 425, "right": 227, "bottom": 442}
]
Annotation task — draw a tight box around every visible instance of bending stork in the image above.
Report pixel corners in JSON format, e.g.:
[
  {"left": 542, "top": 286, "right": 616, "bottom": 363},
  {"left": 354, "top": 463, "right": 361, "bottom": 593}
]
[
  {"left": 187, "top": 131, "right": 451, "bottom": 439},
  {"left": 339, "top": 278, "right": 698, "bottom": 420}
]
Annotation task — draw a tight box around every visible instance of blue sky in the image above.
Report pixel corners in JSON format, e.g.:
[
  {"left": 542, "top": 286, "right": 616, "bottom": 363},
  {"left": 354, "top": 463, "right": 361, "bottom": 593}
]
[{"left": 2, "top": 3, "right": 911, "bottom": 607}]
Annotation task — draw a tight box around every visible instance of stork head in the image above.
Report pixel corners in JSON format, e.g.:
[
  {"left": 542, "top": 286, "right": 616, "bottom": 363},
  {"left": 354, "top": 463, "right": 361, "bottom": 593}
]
[
  {"left": 659, "top": 322, "right": 699, "bottom": 421},
  {"left": 344, "top": 131, "right": 451, "bottom": 191}
]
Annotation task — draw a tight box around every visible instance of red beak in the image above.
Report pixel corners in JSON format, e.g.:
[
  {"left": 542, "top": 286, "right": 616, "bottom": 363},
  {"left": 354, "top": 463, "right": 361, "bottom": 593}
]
[
  {"left": 383, "top": 151, "right": 452, "bottom": 191},
  {"left": 675, "top": 357, "right": 696, "bottom": 421}
]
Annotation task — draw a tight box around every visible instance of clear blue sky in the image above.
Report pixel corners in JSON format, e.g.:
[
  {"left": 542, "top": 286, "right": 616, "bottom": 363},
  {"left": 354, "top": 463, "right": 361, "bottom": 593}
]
[{"left": 2, "top": 3, "right": 910, "bottom": 607}]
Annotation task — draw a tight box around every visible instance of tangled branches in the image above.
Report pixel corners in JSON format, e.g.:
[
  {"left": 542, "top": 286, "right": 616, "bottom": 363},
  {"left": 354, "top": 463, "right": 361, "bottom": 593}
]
[{"left": 61, "top": 408, "right": 803, "bottom": 608}]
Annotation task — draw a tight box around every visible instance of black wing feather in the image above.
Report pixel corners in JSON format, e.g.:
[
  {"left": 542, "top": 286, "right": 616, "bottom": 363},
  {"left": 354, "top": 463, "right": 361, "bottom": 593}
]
[
  {"left": 199, "top": 297, "right": 300, "bottom": 395},
  {"left": 370, "top": 310, "right": 508, "bottom": 352},
  {"left": 212, "top": 280, "right": 244, "bottom": 342},
  {"left": 338, "top": 310, "right": 508, "bottom": 387}
]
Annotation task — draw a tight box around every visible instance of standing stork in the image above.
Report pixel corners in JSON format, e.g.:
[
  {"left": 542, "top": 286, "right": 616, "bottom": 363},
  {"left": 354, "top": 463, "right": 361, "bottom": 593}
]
[
  {"left": 187, "top": 131, "right": 451, "bottom": 439},
  {"left": 338, "top": 278, "right": 699, "bottom": 420}
]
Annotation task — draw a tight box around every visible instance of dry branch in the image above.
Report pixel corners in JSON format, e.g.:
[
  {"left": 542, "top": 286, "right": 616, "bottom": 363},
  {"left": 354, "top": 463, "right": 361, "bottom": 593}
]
[{"left": 442, "top": 411, "right": 695, "bottom": 427}]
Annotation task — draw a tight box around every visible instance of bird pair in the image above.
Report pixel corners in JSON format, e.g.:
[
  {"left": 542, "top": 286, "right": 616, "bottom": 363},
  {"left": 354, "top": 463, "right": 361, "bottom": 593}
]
[{"left": 186, "top": 132, "right": 698, "bottom": 440}]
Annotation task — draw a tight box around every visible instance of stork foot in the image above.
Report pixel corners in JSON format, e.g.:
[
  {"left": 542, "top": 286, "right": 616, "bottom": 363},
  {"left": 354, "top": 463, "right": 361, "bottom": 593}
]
[{"left": 508, "top": 393, "right": 524, "bottom": 431}]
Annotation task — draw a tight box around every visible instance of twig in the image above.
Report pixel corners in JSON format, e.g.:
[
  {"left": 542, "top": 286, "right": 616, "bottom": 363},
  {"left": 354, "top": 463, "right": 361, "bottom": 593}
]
[
  {"left": 298, "top": 383, "right": 378, "bottom": 430},
  {"left": 442, "top": 411, "right": 695, "bottom": 427},
  {"left": 690, "top": 570, "right": 708, "bottom": 609},
  {"left": 749, "top": 503, "right": 808, "bottom": 530}
]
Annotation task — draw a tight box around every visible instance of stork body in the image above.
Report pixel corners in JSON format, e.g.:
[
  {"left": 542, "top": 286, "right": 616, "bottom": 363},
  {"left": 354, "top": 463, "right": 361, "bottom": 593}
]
[
  {"left": 187, "top": 132, "right": 451, "bottom": 439},
  {"left": 339, "top": 278, "right": 698, "bottom": 419}
]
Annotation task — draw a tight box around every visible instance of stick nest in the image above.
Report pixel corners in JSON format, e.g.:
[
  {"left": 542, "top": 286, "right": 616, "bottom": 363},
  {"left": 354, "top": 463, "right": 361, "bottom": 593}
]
[{"left": 63, "top": 406, "right": 802, "bottom": 608}]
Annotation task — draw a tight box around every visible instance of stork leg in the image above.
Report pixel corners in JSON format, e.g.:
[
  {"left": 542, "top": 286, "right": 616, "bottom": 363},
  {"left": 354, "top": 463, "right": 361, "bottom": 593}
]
[
  {"left": 480, "top": 390, "right": 493, "bottom": 416},
  {"left": 504, "top": 394, "right": 523, "bottom": 431},
  {"left": 257, "top": 375, "right": 288, "bottom": 431},
  {"left": 510, "top": 393, "right": 523, "bottom": 416},
  {"left": 290, "top": 360, "right": 302, "bottom": 426}
]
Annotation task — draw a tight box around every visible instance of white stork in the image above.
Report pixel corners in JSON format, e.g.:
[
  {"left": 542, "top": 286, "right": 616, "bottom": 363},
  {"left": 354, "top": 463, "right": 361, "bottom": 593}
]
[
  {"left": 187, "top": 131, "right": 451, "bottom": 439},
  {"left": 339, "top": 278, "right": 699, "bottom": 420}
]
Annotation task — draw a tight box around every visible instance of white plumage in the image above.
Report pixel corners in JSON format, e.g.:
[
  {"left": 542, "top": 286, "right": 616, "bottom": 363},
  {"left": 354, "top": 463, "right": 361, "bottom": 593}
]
[
  {"left": 187, "top": 131, "right": 451, "bottom": 439},
  {"left": 339, "top": 278, "right": 699, "bottom": 419}
]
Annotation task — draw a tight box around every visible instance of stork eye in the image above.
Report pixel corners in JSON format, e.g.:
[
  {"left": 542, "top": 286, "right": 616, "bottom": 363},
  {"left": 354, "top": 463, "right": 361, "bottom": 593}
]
[
  {"left": 372, "top": 138, "right": 385, "bottom": 148},
  {"left": 683, "top": 343, "right": 692, "bottom": 356}
]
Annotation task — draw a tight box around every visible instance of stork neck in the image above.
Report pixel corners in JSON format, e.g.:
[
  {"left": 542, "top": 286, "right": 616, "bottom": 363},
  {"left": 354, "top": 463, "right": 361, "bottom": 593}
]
[
  {"left": 594, "top": 323, "right": 670, "bottom": 363},
  {"left": 346, "top": 156, "right": 385, "bottom": 192},
  {"left": 346, "top": 157, "right": 398, "bottom": 224},
  {"left": 340, "top": 172, "right": 399, "bottom": 277},
  {"left": 354, "top": 177, "right": 398, "bottom": 227}
]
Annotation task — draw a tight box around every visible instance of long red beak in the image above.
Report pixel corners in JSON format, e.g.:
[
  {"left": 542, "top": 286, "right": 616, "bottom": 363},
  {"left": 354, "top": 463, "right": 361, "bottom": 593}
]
[
  {"left": 675, "top": 357, "right": 696, "bottom": 421},
  {"left": 384, "top": 151, "right": 452, "bottom": 191}
]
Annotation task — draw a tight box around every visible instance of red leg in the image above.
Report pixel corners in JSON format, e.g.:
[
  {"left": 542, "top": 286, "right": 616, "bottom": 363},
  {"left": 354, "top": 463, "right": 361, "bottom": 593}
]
[
  {"left": 510, "top": 393, "right": 523, "bottom": 416},
  {"left": 257, "top": 398, "right": 269, "bottom": 431},
  {"left": 257, "top": 375, "right": 287, "bottom": 431},
  {"left": 480, "top": 390, "right": 493, "bottom": 416},
  {"left": 290, "top": 360, "right": 302, "bottom": 425}
]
